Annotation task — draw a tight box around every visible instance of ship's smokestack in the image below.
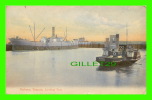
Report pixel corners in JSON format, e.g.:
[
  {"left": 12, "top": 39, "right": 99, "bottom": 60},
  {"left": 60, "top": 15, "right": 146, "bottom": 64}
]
[
  {"left": 116, "top": 34, "right": 119, "bottom": 50},
  {"left": 52, "top": 27, "right": 55, "bottom": 37}
]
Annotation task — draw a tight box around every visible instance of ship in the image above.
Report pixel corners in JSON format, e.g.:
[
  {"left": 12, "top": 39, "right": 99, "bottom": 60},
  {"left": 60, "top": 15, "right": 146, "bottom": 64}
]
[
  {"left": 9, "top": 26, "right": 79, "bottom": 51},
  {"left": 96, "top": 33, "right": 141, "bottom": 69}
]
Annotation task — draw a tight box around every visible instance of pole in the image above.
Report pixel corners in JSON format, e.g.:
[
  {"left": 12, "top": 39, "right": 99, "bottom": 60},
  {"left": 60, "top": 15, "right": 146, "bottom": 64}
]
[
  {"left": 34, "top": 23, "right": 35, "bottom": 42},
  {"left": 126, "top": 24, "right": 128, "bottom": 47}
]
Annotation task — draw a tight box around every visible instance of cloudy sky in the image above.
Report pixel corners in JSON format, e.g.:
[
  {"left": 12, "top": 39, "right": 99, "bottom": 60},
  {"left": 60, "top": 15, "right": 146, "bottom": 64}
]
[{"left": 6, "top": 6, "right": 146, "bottom": 42}]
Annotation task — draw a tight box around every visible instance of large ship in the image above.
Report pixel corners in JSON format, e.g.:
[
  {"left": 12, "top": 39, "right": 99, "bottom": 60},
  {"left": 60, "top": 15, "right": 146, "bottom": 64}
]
[{"left": 9, "top": 27, "right": 78, "bottom": 51}]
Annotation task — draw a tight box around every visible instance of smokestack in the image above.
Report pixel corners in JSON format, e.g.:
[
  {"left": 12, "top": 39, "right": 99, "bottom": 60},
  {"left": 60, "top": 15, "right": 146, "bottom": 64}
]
[
  {"left": 116, "top": 34, "right": 119, "bottom": 50},
  {"left": 52, "top": 27, "right": 55, "bottom": 37}
]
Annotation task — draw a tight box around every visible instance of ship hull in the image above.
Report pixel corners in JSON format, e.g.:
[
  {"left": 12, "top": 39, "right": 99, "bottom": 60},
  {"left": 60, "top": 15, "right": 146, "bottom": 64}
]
[
  {"left": 96, "top": 60, "right": 137, "bottom": 71},
  {"left": 9, "top": 38, "right": 78, "bottom": 51},
  {"left": 96, "top": 56, "right": 139, "bottom": 71},
  {"left": 11, "top": 45, "right": 78, "bottom": 51}
]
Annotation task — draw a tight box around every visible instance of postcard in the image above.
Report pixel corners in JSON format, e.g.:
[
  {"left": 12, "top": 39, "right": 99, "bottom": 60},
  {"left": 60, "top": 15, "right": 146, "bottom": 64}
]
[{"left": 6, "top": 6, "right": 146, "bottom": 94}]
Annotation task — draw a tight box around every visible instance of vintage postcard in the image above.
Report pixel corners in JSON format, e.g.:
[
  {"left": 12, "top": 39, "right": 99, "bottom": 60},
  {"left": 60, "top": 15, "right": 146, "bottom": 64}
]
[{"left": 6, "top": 6, "right": 146, "bottom": 94}]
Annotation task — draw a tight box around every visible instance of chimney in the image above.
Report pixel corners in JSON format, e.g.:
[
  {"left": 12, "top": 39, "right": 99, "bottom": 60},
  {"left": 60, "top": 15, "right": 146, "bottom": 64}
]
[
  {"left": 52, "top": 27, "right": 55, "bottom": 37},
  {"left": 116, "top": 34, "right": 119, "bottom": 50}
]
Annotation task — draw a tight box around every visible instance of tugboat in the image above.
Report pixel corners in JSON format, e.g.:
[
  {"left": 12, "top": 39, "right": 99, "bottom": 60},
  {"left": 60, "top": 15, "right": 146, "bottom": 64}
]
[{"left": 96, "top": 34, "right": 141, "bottom": 69}]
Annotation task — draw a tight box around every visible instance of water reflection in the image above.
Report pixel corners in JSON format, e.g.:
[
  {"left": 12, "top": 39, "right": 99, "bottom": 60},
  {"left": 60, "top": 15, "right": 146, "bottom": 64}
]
[
  {"left": 97, "top": 63, "right": 140, "bottom": 79},
  {"left": 96, "top": 64, "right": 134, "bottom": 74},
  {"left": 7, "top": 48, "right": 145, "bottom": 87}
]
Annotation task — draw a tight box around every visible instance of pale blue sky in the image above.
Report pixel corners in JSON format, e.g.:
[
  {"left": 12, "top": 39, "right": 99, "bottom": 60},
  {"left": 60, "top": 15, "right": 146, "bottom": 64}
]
[{"left": 7, "top": 6, "right": 146, "bottom": 42}]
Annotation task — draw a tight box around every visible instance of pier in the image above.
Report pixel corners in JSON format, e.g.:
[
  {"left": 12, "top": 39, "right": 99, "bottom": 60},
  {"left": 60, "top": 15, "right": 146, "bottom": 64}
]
[
  {"left": 6, "top": 41, "right": 146, "bottom": 51},
  {"left": 78, "top": 41, "right": 146, "bottom": 49}
]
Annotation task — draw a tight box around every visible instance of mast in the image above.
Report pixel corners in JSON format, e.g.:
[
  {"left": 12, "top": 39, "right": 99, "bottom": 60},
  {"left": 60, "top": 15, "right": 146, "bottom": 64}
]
[
  {"left": 29, "top": 23, "right": 45, "bottom": 42},
  {"left": 33, "top": 22, "right": 36, "bottom": 47},
  {"left": 29, "top": 25, "right": 34, "bottom": 40},
  {"left": 63, "top": 27, "right": 67, "bottom": 41},
  {"left": 126, "top": 24, "right": 128, "bottom": 47},
  {"left": 34, "top": 23, "right": 35, "bottom": 42},
  {"left": 66, "top": 27, "right": 67, "bottom": 41}
]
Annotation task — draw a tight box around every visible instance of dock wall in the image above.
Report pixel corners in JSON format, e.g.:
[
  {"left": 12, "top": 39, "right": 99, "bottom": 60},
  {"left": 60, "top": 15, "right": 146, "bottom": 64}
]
[{"left": 6, "top": 43, "right": 146, "bottom": 51}]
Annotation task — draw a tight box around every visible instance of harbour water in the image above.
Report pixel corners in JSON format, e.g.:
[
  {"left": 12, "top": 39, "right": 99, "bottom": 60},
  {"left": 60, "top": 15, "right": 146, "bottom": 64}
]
[{"left": 7, "top": 48, "right": 146, "bottom": 88}]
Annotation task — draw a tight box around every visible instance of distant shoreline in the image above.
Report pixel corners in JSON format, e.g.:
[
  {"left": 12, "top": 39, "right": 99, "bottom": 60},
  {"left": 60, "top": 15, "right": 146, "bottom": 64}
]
[{"left": 6, "top": 43, "right": 146, "bottom": 51}]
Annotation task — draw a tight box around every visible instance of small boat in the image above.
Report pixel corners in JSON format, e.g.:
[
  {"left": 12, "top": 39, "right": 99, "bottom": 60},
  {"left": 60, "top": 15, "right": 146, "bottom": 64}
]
[{"left": 96, "top": 34, "right": 141, "bottom": 68}]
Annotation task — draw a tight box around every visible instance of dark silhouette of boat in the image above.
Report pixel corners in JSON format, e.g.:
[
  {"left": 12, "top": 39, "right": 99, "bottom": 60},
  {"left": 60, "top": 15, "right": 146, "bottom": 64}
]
[{"left": 96, "top": 33, "right": 141, "bottom": 68}]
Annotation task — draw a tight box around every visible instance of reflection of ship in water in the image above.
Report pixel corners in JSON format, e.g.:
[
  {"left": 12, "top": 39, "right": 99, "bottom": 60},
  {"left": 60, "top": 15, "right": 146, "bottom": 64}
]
[
  {"left": 9, "top": 26, "right": 78, "bottom": 51},
  {"left": 96, "top": 33, "right": 141, "bottom": 70}
]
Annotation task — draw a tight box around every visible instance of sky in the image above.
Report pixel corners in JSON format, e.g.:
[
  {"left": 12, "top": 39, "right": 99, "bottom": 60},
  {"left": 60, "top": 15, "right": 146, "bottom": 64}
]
[{"left": 6, "top": 6, "right": 146, "bottom": 43}]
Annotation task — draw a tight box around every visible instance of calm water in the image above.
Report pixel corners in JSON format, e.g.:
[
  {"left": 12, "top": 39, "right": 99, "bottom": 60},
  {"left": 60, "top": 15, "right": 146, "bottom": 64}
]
[{"left": 7, "top": 48, "right": 146, "bottom": 87}]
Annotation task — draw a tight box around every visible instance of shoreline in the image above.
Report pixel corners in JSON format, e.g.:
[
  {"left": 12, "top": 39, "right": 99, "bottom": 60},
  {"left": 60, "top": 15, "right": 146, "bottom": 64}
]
[{"left": 6, "top": 44, "right": 146, "bottom": 51}]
